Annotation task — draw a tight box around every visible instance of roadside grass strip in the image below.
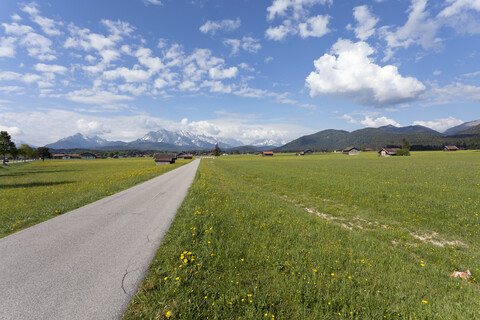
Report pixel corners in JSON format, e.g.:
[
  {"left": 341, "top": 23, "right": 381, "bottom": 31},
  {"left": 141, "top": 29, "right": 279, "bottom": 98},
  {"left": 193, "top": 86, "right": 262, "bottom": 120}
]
[
  {"left": 0, "top": 158, "right": 190, "bottom": 238},
  {"left": 125, "top": 153, "right": 479, "bottom": 319}
]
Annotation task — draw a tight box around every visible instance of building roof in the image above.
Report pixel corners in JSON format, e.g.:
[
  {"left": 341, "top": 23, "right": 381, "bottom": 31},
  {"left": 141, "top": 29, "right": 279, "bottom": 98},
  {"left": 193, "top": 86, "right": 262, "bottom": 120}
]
[
  {"left": 444, "top": 146, "right": 459, "bottom": 150},
  {"left": 153, "top": 153, "right": 176, "bottom": 161},
  {"left": 379, "top": 148, "right": 400, "bottom": 155},
  {"left": 263, "top": 151, "right": 274, "bottom": 155},
  {"left": 343, "top": 147, "right": 359, "bottom": 152}
]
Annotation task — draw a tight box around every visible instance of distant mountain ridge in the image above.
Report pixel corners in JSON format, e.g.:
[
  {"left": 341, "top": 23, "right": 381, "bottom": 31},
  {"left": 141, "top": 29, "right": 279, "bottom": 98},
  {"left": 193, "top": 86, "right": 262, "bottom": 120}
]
[
  {"left": 377, "top": 124, "right": 440, "bottom": 134},
  {"left": 276, "top": 122, "right": 480, "bottom": 152},
  {"left": 45, "top": 129, "right": 284, "bottom": 151},
  {"left": 45, "top": 133, "right": 126, "bottom": 149},
  {"left": 43, "top": 120, "right": 480, "bottom": 152},
  {"left": 136, "top": 129, "right": 242, "bottom": 149},
  {"left": 443, "top": 120, "right": 480, "bottom": 135}
]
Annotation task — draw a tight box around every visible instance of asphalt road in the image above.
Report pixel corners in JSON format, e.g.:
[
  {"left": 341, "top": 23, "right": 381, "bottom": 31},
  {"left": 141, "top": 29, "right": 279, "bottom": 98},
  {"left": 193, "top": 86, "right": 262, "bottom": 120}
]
[{"left": 0, "top": 159, "right": 200, "bottom": 320}]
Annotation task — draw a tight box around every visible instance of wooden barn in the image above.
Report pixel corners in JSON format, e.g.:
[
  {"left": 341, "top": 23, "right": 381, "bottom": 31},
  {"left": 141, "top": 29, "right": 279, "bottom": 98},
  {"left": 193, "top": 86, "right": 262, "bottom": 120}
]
[
  {"left": 262, "top": 151, "right": 274, "bottom": 157},
  {"left": 343, "top": 147, "right": 360, "bottom": 156},
  {"left": 153, "top": 153, "right": 177, "bottom": 165},
  {"left": 378, "top": 148, "right": 400, "bottom": 157},
  {"left": 443, "top": 146, "right": 459, "bottom": 151}
]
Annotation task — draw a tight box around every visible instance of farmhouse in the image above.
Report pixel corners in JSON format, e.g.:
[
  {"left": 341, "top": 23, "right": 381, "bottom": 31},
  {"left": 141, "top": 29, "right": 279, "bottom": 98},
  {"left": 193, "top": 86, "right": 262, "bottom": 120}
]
[
  {"left": 343, "top": 147, "right": 360, "bottom": 156},
  {"left": 153, "top": 153, "right": 177, "bottom": 165},
  {"left": 179, "top": 154, "right": 193, "bottom": 159},
  {"left": 304, "top": 149, "right": 313, "bottom": 155},
  {"left": 262, "top": 151, "right": 274, "bottom": 157},
  {"left": 52, "top": 153, "right": 81, "bottom": 159},
  {"left": 443, "top": 146, "right": 459, "bottom": 151},
  {"left": 378, "top": 148, "right": 400, "bottom": 157},
  {"left": 296, "top": 151, "right": 304, "bottom": 156},
  {"left": 80, "top": 152, "right": 96, "bottom": 159}
]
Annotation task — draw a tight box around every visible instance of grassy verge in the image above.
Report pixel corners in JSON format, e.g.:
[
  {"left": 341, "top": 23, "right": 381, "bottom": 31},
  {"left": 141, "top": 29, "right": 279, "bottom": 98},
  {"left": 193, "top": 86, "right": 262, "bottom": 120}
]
[
  {"left": 0, "top": 158, "right": 190, "bottom": 238},
  {"left": 124, "top": 152, "right": 479, "bottom": 319}
]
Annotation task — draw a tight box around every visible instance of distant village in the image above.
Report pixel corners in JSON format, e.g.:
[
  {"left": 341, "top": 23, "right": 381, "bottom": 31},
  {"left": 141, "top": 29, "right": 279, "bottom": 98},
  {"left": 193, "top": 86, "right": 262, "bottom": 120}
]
[{"left": 3, "top": 145, "right": 463, "bottom": 165}]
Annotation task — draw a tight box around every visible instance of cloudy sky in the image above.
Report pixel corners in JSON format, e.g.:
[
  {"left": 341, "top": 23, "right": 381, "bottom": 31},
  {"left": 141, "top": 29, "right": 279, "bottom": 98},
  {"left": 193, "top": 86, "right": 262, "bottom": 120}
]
[{"left": 1, "top": 0, "right": 479, "bottom": 146}]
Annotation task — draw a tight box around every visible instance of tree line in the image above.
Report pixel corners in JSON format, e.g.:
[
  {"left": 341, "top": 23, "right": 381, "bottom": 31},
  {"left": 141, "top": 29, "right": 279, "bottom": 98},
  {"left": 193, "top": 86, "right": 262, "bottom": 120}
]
[{"left": 1, "top": 131, "right": 51, "bottom": 164}]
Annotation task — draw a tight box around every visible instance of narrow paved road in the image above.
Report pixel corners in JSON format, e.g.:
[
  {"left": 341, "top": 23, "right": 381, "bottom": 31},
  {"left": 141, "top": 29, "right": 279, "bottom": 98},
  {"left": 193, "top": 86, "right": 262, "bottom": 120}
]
[{"left": 0, "top": 159, "right": 200, "bottom": 320}]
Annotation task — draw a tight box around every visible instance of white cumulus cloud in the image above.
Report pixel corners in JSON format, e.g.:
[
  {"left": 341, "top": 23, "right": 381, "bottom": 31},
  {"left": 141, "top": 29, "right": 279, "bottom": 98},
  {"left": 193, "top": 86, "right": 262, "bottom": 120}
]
[
  {"left": 76, "top": 119, "right": 110, "bottom": 135},
  {"left": 305, "top": 39, "right": 426, "bottom": 107},
  {"left": 0, "top": 37, "right": 17, "bottom": 58},
  {"left": 265, "top": 22, "right": 294, "bottom": 41},
  {"left": 34, "top": 63, "right": 68, "bottom": 74},
  {"left": 103, "top": 67, "right": 151, "bottom": 82},
  {"left": 208, "top": 67, "right": 238, "bottom": 80},
  {"left": 360, "top": 116, "right": 400, "bottom": 127},
  {"left": 266, "top": 0, "right": 332, "bottom": 21},
  {"left": 199, "top": 18, "right": 241, "bottom": 35},
  {"left": 22, "top": 2, "right": 62, "bottom": 36},
  {"left": 298, "top": 14, "right": 330, "bottom": 38},
  {"left": 413, "top": 117, "right": 464, "bottom": 132},
  {"left": 349, "top": 5, "right": 379, "bottom": 40},
  {"left": 223, "top": 37, "right": 261, "bottom": 55},
  {"left": 380, "top": 0, "right": 441, "bottom": 59},
  {"left": 438, "top": 0, "right": 480, "bottom": 17}
]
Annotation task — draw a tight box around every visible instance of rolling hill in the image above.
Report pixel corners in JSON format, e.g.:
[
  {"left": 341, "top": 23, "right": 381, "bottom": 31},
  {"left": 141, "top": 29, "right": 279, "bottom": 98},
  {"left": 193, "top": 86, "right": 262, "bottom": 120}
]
[{"left": 276, "top": 124, "right": 480, "bottom": 152}]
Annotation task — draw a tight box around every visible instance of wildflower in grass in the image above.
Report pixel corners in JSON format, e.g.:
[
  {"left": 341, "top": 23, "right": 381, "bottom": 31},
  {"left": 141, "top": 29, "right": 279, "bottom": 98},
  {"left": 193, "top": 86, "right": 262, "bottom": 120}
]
[
  {"left": 422, "top": 300, "right": 428, "bottom": 304},
  {"left": 175, "top": 277, "right": 179, "bottom": 280},
  {"left": 166, "top": 311, "right": 172, "bottom": 318}
]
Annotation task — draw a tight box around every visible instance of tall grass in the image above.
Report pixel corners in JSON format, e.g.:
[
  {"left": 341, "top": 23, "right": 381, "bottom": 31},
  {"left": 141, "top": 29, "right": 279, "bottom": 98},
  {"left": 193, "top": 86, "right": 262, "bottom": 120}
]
[
  {"left": 125, "top": 152, "right": 479, "bottom": 319},
  {"left": 0, "top": 158, "right": 190, "bottom": 238}
]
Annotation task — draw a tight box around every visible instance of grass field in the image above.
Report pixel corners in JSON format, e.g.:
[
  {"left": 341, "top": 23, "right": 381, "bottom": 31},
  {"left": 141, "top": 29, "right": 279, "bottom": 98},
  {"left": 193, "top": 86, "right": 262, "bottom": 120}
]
[
  {"left": 0, "top": 158, "right": 190, "bottom": 238},
  {"left": 124, "top": 151, "right": 479, "bottom": 319}
]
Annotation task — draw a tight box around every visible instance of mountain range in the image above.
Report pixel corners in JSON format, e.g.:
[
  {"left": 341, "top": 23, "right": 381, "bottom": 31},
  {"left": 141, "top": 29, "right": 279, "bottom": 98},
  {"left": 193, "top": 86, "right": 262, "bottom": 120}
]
[
  {"left": 43, "top": 120, "right": 480, "bottom": 152},
  {"left": 45, "top": 129, "right": 281, "bottom": 151},
  {"left": 276, "top": 120, "right": 480, "bottom": 152}
]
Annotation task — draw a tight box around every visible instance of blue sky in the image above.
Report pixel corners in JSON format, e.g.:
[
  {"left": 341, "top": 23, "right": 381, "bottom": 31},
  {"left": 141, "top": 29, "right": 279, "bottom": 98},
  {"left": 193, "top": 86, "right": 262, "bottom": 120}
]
[{"left": 0, "top": 0, "right": 479, "bottom": 146}]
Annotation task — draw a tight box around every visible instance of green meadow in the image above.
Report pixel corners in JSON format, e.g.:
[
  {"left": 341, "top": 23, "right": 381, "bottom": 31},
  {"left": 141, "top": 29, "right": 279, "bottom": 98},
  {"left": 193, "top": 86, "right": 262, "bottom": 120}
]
[
  {"left": 0, "top": 158, "right": 190, "bottom": 238},
  {"left": 125, "top": 152, "right": 480, "bottom": 319}
]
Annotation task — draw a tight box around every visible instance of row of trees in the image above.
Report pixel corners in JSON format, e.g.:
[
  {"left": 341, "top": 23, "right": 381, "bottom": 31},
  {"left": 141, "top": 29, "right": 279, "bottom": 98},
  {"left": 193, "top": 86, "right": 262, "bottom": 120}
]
[{"left": 1, "top": 131, "right": 51, "bottom": 164}]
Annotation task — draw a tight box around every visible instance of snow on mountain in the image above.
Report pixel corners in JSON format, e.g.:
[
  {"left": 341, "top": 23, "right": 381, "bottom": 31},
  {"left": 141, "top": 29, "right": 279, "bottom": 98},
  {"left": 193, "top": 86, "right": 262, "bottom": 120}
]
[{"left": 138, "top": 129, "right": 243, "bottom": 148}]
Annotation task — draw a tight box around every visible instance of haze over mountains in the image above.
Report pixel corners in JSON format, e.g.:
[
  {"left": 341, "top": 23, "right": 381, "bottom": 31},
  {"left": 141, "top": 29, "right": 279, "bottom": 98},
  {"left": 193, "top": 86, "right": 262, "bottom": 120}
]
[{"left": 44, "top": 120, "right": 480, "bottom": 152}]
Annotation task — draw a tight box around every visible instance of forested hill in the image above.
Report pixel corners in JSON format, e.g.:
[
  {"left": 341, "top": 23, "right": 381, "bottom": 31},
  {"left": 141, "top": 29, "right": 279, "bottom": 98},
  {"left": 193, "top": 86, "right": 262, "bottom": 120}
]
[{"left": 276, "top": 125, "right": 480, "bottom": 152}]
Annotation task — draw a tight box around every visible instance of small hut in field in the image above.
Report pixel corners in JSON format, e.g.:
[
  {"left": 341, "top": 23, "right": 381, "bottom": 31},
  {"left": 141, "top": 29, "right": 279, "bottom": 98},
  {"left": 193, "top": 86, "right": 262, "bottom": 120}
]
[
  {"left": 342, "top": 147, "right": 360, "bottom": 156},
  {"left": 378, "top": 148, "right": 400, "bottom": 157},
  {"left": 443, "top": 146, "right": 459, "bottom": 151},
  {"left": 153, "top": 153, "right": 177, "bottom": 165}
]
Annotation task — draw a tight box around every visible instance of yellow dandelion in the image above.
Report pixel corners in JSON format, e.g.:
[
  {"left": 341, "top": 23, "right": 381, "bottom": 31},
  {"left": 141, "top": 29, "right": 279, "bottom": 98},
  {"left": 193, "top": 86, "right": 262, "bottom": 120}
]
[{"left": 166, "top": 311, "right": 172, "bottom": 318}]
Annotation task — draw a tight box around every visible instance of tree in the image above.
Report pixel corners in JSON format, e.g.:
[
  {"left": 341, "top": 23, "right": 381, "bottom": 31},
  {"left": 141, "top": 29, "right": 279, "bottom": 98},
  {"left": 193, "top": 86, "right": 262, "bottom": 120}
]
[
  {"left": 36, "top": 147, "right": 51, "bottom": 161},
  {"left": 401, "top": 138, "right": 411, "bottom": 151},
  {"left": 0, "top": 131, "right": 17, "bottom": 165},
  {"left": 396, "top": 138, "right": 411, "bottom": 156},
  {"left": 214, "top": 143, "right": 221, "bottom": 157},
  {"left": 18, "top": 144, "right": 36, "bottom": 159}
]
